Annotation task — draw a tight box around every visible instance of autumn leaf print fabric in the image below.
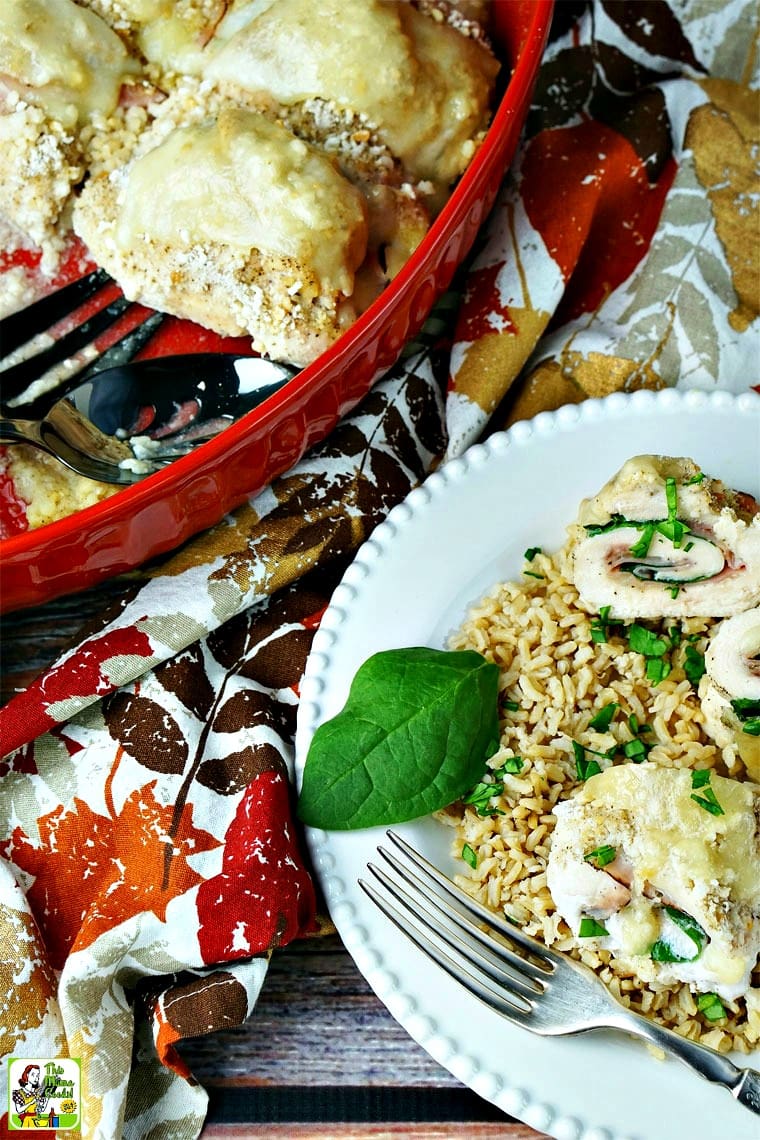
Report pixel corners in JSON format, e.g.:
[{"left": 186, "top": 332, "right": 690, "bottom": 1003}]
[{"left": 0, "top": 4, "right": 757, "bottom": 1138}]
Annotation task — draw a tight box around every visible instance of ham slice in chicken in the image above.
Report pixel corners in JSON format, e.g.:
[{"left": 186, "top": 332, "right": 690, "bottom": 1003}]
[
  {"left": 547, "top": 763, "right": 760, "bottom": 1001},
  {"left": 567, "top": 455, "right": 760, "bottom": 619}
]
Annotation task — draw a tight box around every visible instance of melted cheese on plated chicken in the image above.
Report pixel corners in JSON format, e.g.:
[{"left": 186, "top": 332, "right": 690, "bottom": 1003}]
[
  {"left": 568, "top": 455, "right": 760, "bottom": 618},
  {"left": 0, "top": 0, "right": 139, "bottom": 127},
  {"left": 699, "top": 607, "right": 760, "bottom": 780},
  {"left": 547, "top": 763, "right": 760, "bottom": 1001}
]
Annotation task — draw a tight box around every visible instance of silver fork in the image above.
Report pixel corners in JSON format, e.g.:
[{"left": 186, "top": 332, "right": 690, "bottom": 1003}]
[
  {"left": 0, "top": 267, "right": 163, "bottom": 403},
  {"left": 360, "top": 830, "right": 760, "bottom": 1117},
  {"left": 0, "top": 271, "right": 297, "bottom": 483}
]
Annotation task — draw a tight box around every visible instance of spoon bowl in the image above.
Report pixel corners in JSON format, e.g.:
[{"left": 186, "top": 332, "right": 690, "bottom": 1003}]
[{"left": 0, "top": 353, "right": 298, "bottom": 484}]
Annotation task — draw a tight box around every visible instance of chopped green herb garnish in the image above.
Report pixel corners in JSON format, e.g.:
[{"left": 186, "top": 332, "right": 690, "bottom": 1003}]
[
  {"left": 741, "top": 718, "right": 760, "bottom": 737},
  {"left": 668, "top": 585, "right": 680, "bottom": 599},
  {"left": 623, "top": 738, "right": 649, "bottom": 762},
  {"left": 495, "top": 756, "right": 524, "bottom": 776},
  {"left": 590, "top": 605, "right": 613, "bottom": 644},
  {"left": 629, "top": 523, "right": 655, "bottom": 559},
  {"left": 523, "top": 571, "right": 544, "bottom": 579},
  {"left": 646, "top": 657, "right": 671, "bottom": 685},
  {"left": 731, "top": 698, "right": 760, "bottom": 722},
  {"left": 686, "top": 472, "right": 705, "bottom": 485},
  {"left": 461, "top": 842, "right": 478, "bottom": 869},
  {"left": 691, "top": 768, "right": 712, "bottom": 790},
  {"left": 462, "top": 780, "right": 503, "bottom": 816},
  {"left": 584, "top": 515, "right": 627, "bottom": 536},
  {"left": 688, "top": 784, "right": 724, "bottom": 820},
  {"left": 684, "top": 541, "right": 694, "bottom": 552},
  {"left": 627, "top": 713, "right": 652, "bottom": 736},
  {"left": 583, "top": 844, "right": 616, "bottom": 868},
  {"left": 629, "top": 624, "right": 670, "bottom": 657},
  {"left": 524, "top": 546, "right": 542, "bottom": 561},
  {"left": 579, "top": 916, "right": 609, "bottom": 938},
  {"left": 502, "top": 698, "right": 520, "bottom": 712},
  {"left": 651, "top": 906, "right": 707, "bottom": 963},
  {"left": 683, "top": 645, "right": 706, "bottom": 685},
  {"left": 665, "top": 476, "right": 678, "bottom": 519},
  {"left": 573, "top": 741, "right": 602, "bottom": 781},
  {"left": 696, "top": 992, "right": 726, "bottom": 1021},
  {"left": 588, "top": 702, "right": 618, "bottom": 732}
]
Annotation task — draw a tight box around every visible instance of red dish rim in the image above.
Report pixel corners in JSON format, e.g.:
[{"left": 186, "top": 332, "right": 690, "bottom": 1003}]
[{"left": 0, "top": 0, "right": 554, "bottom": 612}]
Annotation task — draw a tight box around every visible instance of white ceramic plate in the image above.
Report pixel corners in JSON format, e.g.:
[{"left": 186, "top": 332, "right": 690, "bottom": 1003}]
[{"left": 294, "top": 389, "right": 760, "bottom": 1140}]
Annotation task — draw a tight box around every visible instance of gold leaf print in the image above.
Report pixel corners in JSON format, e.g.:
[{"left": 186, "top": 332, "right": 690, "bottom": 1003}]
[
  {"left": 504, "top": 353, "right": 662, "bottom": 427},
  {"left": 0, "top": 902, "right": 60, "bottom": 1056},
  {"left": 686, "top": 80, "right": 760, "bottom": 332},
  {"left": 149, "top": 501, "right": 262, "bottom": 584},
  {"left": 454, "top": 306, "right": 551, "bottom": 414}
]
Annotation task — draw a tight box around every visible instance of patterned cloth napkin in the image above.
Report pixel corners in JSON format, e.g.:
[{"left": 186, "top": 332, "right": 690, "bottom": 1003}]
[{"left": 1, "top": 3, "right": 758, "bottom": 1136}]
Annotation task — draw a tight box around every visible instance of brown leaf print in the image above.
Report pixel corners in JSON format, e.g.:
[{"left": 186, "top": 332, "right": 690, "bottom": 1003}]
[
  {"left": 595, "top": 40, "right": 676, "bottom": 98},
  {"left": 197, "top": 742, "right": 286, "bottom": 796},
  {"left": 527, "top": 45, "right": 596, "bottom": 134},
  {"left": 600, "top": 0, "right": 706, "bottom": 72},
  {"left": 237, "top": 632, "right": 313, "bottom": 694},
  {"left": 282, "top": 511, "right": 358, "bottom": 563},
  {"left": 103, "top": 692, "right": 188, "bottom": 775},
  {"left": 158, "top": 644, "right": 216, "bottom": 721},
  {"left": 159, "top": 970, "right": 249, "bottom": 1041},
  {"left": 205, "top": 607, "right": 256, "bottom": 672},
  {"left": 213, "top": 688, "right": 282, "bottom": 734},
  {"left": 591, "top": 85, "right": 672, "bottom": 182}
]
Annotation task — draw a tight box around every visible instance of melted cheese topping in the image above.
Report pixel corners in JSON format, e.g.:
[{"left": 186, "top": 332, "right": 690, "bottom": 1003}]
[
  {"left": 204, "top": 0, "right": 499, "bottom": 188},
  {"left": 548, "top": 763, "right": 760, "bottom": 998},
  {"left": 0, "top": 0, "right": 139, "bottom": 127},
  {"left": 114, "top": 108, "right": 369, "bottom": 297},
  {"left": 573, "top": 764, "right": 758, "bottom": 904}
]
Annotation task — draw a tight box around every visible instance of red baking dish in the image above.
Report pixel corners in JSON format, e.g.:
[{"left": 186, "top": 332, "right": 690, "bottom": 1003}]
[{"left": 0, "top": 1, "right": 553, "bottom": 613}]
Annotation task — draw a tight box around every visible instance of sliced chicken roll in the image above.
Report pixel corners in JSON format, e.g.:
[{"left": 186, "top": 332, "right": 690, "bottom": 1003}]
[
  {"left": 547, "top": 763, "right": 760, "bottom": 1002},
  {"left": 567, "top": 455, "right": 760, "bottom": 618},
  {"left": 699, "top": 607, "right": 760, "bottom": 779}
]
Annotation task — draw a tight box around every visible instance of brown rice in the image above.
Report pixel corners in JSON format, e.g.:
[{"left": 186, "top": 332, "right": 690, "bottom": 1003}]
[{"left": 437, "top": 546, "right": 760, "bottom": 1054}]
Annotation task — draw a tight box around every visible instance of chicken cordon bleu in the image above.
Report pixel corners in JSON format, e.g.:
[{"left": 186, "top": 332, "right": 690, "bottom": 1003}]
[
  {"left": 0, "top": 0, "right": 498, "bottom": 533},
  {"left": 2, "top": 0, "right": 499, "bottom": 364}
]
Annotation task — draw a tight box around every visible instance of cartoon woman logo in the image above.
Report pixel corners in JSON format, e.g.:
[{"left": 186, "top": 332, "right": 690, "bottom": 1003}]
[{"left": 11, "top": 1065, "right": 51, "bottom": 1129}]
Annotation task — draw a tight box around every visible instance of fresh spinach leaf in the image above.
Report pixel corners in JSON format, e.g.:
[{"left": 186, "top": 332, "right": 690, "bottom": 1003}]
[{"left": 297, "top": 647, "right": 501, "bottom": 830}]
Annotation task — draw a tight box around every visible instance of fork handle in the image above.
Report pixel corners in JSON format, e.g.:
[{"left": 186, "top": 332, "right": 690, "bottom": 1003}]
[{"left": 617, "top": 1007, "right": 760, "bottom": 1114}]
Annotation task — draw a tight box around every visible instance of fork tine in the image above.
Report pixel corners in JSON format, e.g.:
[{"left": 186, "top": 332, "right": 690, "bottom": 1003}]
[
  {"left": 7, "top": 310, "right": 165, "bottom": 418},
  {"left": 367, "top": 857, "right": 545, "bottom": 1001},
  {"left": 375, "top": 844, "right": 551, "bottom": 987},
  {"left": 384, "top": 829, "right": 564, "bottom": 971},
  {"left": 0, "top": 267, "right": 111, "bottom": 357},
  {"left": 359, "top": 874, "right": 535, "bottom": 1027},
  {"left": 0, "top": 295, "right": 136, "bottom": 402}
]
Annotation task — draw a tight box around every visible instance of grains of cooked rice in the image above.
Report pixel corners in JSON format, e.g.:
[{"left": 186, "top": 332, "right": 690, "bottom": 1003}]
[{"left": 437, "top": 546, "right": 759, "bottom": 1052}]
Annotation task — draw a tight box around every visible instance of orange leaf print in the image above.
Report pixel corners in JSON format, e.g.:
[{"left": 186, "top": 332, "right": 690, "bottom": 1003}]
[
  {"left": 2, "top": 784, "right": 219, "bottom": 969},
  {"left": 520, "top": 121, "right": 676, "bottom": 323}
]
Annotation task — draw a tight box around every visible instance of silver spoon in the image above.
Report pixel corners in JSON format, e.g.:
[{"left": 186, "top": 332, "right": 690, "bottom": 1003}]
[{"left": 0, "top": 353, "right": 298, "bottom": 485}]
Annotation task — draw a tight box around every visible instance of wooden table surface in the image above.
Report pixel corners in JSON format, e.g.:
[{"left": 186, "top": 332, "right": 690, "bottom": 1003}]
[{"left": 1, "top": 579, "right": 548, "bottom": 1140}]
